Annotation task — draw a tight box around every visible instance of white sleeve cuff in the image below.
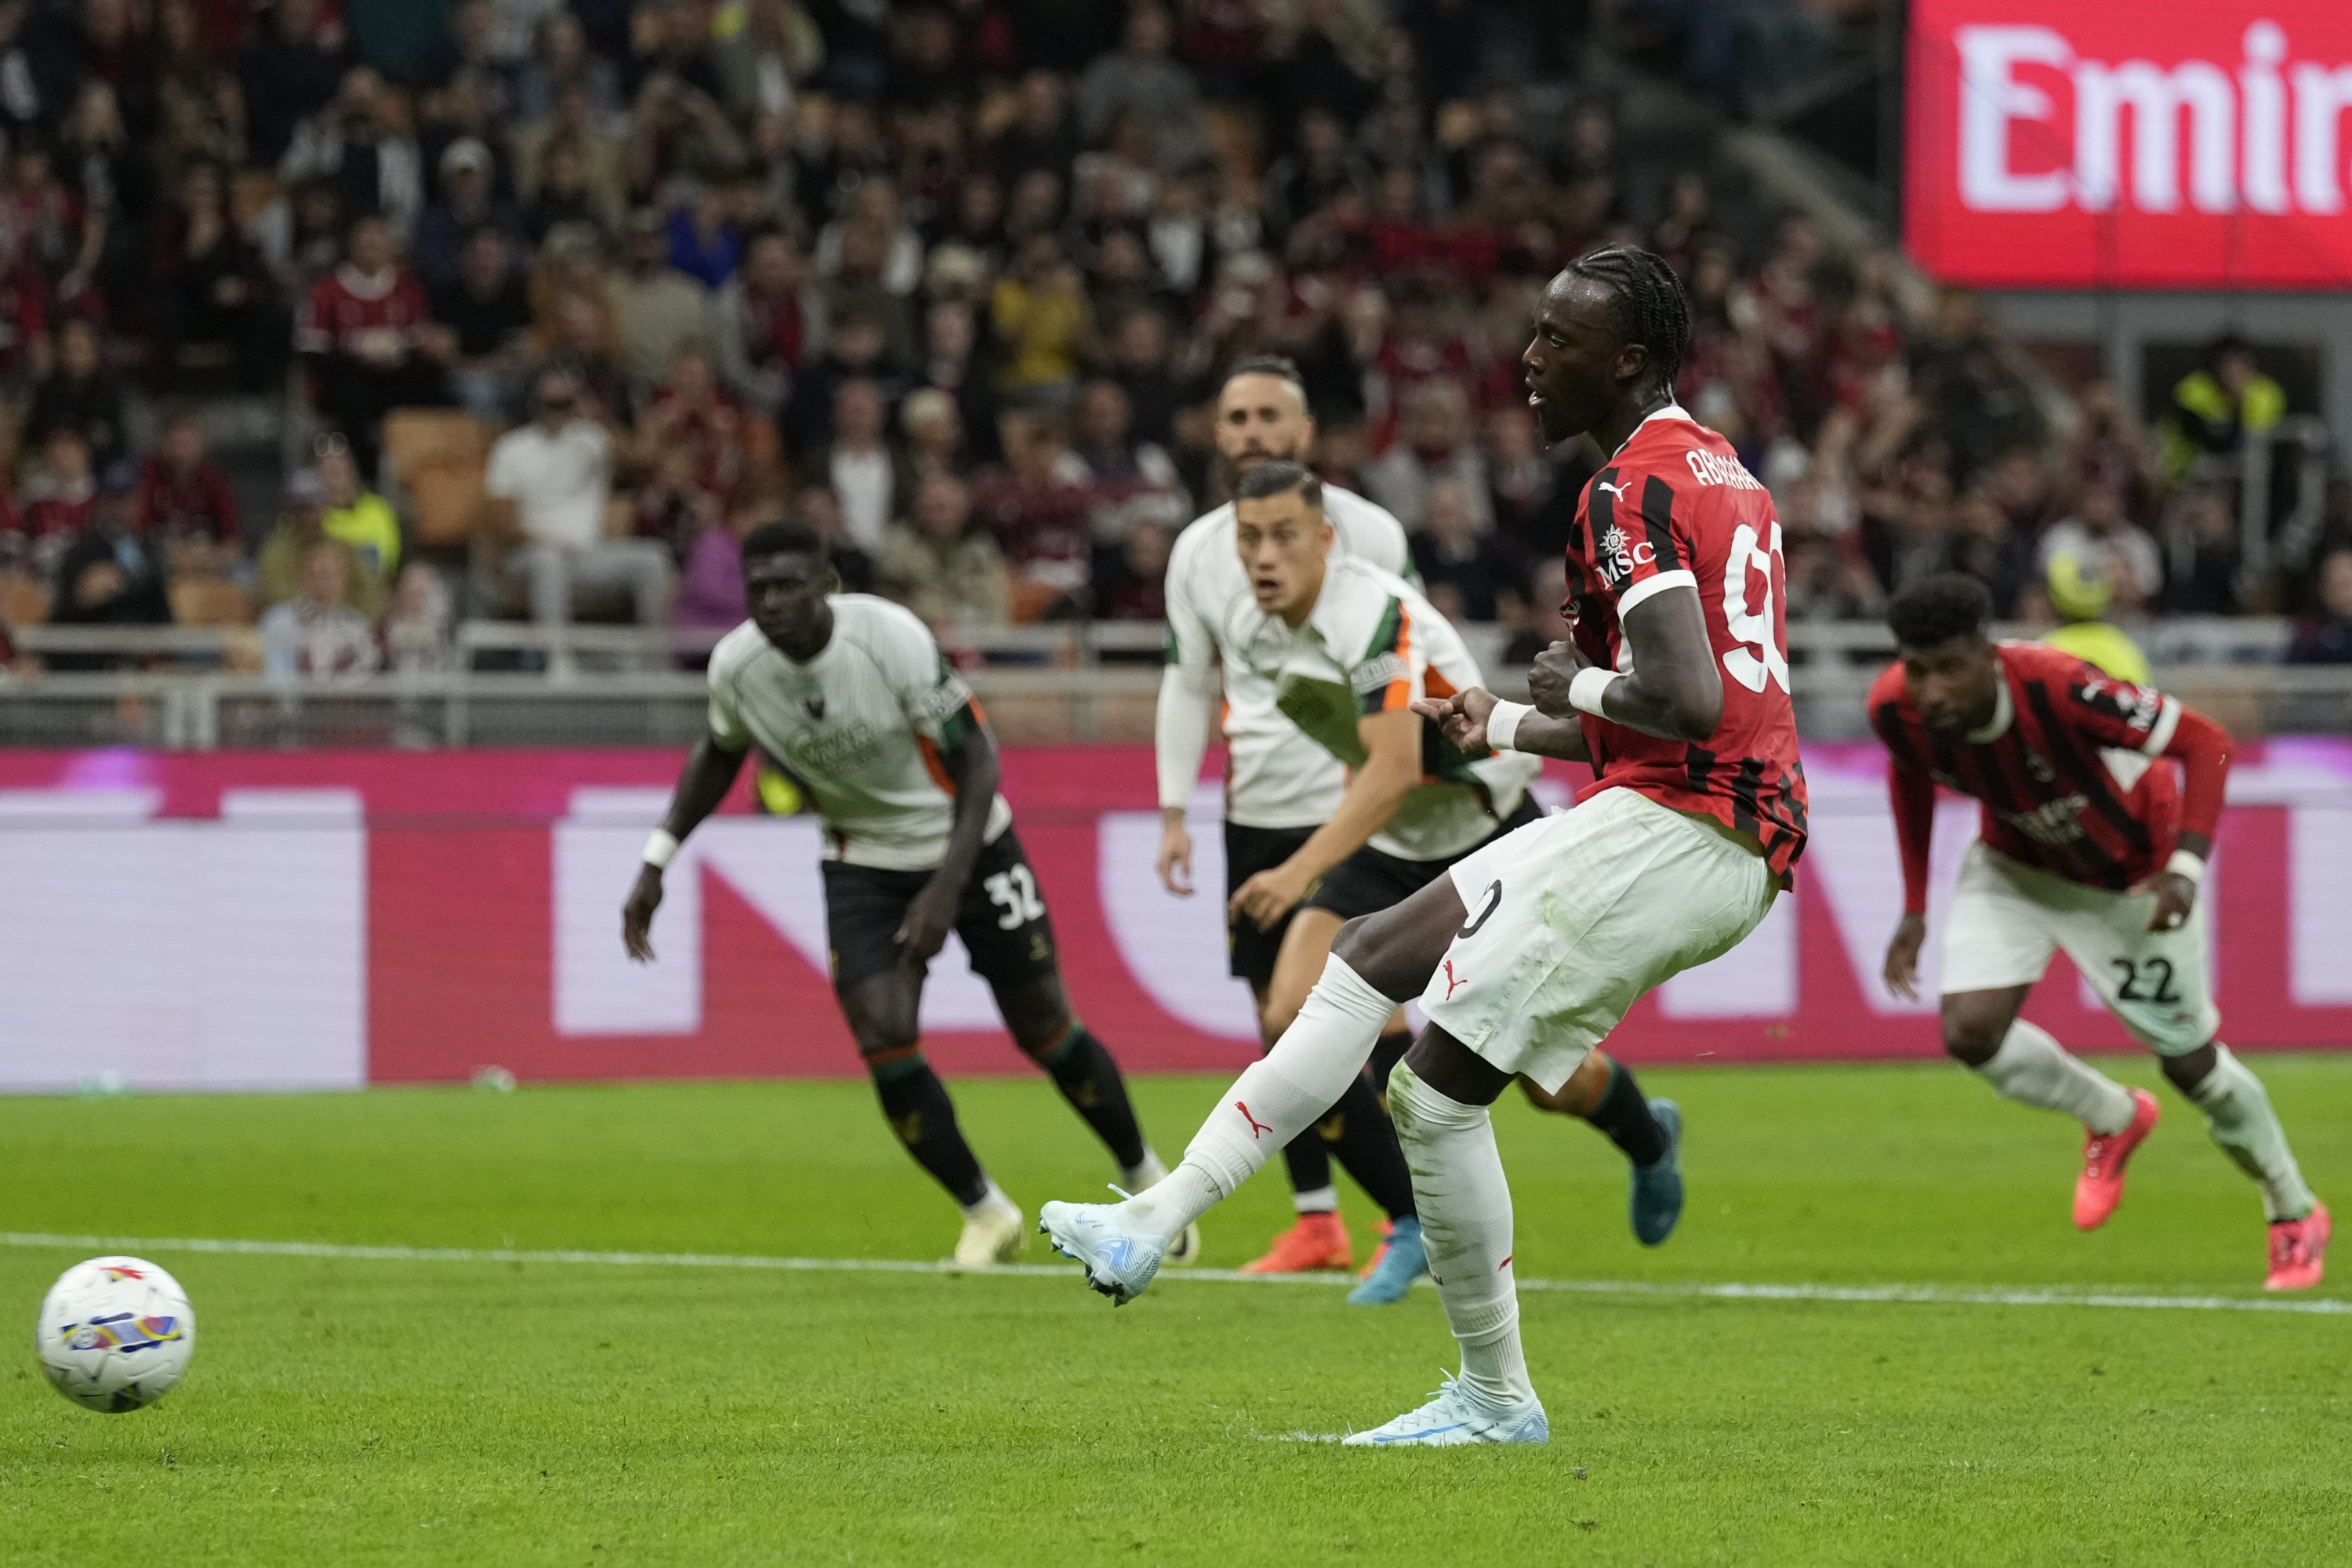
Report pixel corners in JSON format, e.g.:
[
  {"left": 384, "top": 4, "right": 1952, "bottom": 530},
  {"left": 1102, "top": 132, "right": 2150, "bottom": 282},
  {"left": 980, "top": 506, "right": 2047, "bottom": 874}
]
[
  {"left": 2139, "top": 695, "right": 2183, "bottom": 757},
  {"left": 1614, "top": 568, "right": 1697, "bottom": 617}
]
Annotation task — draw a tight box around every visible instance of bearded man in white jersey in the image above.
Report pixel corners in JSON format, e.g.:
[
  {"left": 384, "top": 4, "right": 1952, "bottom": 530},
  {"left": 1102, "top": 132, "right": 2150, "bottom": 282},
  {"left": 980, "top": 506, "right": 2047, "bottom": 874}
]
[
  {"left": 623, "top": 521, "right": 1194, "bottom": 1268},
  {"left": 1158, "top": 358, "right": 1693, "bottom": 1296}
]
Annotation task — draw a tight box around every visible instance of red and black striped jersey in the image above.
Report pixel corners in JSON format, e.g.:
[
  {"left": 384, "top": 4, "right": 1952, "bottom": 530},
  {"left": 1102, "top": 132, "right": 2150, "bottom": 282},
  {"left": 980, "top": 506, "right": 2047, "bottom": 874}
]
[
  {"left": 1565, "top": 408, "right": 1809, "bottom": 880},
  {"left": 1868, "top": 641, "right": 2197, "bottom": 895}
]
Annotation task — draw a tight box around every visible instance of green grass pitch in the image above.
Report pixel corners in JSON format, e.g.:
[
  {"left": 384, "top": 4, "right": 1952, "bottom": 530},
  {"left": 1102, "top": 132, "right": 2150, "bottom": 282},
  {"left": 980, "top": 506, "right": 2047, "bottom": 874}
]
[{"left": 2, "top": 1056, "right": 2349, "bottom": 1566}]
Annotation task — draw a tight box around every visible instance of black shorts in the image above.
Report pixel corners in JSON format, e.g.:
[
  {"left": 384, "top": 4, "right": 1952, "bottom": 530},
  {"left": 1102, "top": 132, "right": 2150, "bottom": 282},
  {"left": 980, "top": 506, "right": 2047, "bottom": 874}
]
[
  {"left": 1305, "top": 796, "right": 1544, "bottom": 923},
  {"left": 821, "top": 829, "right": 1059, "bottom": 993},
  {"left": 1225, "top": 821, "right": 1316, "bottom": 986}
]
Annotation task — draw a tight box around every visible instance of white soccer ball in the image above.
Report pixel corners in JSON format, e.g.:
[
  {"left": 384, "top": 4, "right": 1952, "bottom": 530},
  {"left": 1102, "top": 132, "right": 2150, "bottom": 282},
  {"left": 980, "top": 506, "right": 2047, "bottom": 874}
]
[{"left": 34, "top": 1256, "right": 197, "bottom": 1414}]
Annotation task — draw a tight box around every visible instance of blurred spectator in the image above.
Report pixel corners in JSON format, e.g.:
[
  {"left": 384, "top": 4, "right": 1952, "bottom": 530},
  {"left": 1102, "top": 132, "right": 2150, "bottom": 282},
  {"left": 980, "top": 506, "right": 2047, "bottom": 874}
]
[
  {"left": 1076, "top": 5, "right": 1204, "bottom": 171},
  {"left": 2158, "top": 486, "right": 2241, "bottom": 616},
  {"left": 47, "top": 475, "right": 174, "bottom": 670},
  {"left": 1365, "top": 379, "right": 1489, "bottom": 535},
  {"left": 2039, "top": 480, "right": 2161, "bottom": 619},
  {"left": 514, "top": 77, "right": 628, "bottom": 231},
  {"left": 666, "top": 183, "right": 742, "bottom": 289},
  {"left": 793, "top": 483, "right": 874, "bottom": 593},
  {"left": 1410, "top": 482, "right": 1504, "bottom": 622},
  {"left": 637, "top": 343, "right": 773, "bottom": 509},
  {"left": 811, "top": 376, "right": 899, "bottom": 557},
  {"left": 713, "top": 227, "right": 818, "bottom": 421},
  {"left": 150, "top": 161, "right": 282, "bottom": 396},
  {"left": 25, "top": 318, "right": 129, "bottom": 470},
  {"left": 992, "top": 68, "right": 1081, "bottom": 188},
  {"left": 711, "top": 0, "right": 824, "bottom": 123},
  {"left": 136, "top": 410, "right": 241, "bottom": 575},
  {"left": 1501, "top": 557, "right": 1571, "bottom": 664},
  {"left": 431, "top": 225, "right": 535, "bottom": 419},
  {"left": 260, "top": 538, "right": 383, "bottom": 679},
  {"left": 2161, "top": 336, "right": 2285, "bottom": 485},
  {"left": 2287, "top": 549, "right": 2352, "bottom": 665},
  {"left": 913, "top": 297, "right": 993, "bottom": 459},
  {"left": 15, "top": 426, "right": 101, "bottom": 579},
  {"left": 315, "top": 434, "right": 403, "bottom": 578},
  {"left": 673, "top": 488, "right": 782, "bottom": 637},
  {"left": 899, "top": 387, "right": 965, "bottom": 484},
  {"left": 412, "top": 137, "right": 520, "bottom": 291},
  {"left": 296, "top": 211, "right": 448, "bottom": 477},
  {"left": 971, "top": 407, "right": 1092, "bottom": 619},
  {"left": 990, "top": 233, "right": 1091, "bottom": 401},
  {"left": 1784, "top": 531, "right": 1886, "bottom": 624},
  {"left": 630, "top": 439, "right": 724, "bottom": 567},
  {"left": 1070, "top": 376, "right": 1185, "bottom": 541},
  {"left": 2041, "top": 552, "right": 2153, "bottom": 684},
  {"left": 606, "top": 207, "right": 713, "bottom": 387},
  {"left": 278, "top": 69, "right": 425, "bottom": 238},
  {"left": 782, "top": 306, "right": 900, "bottom": 450},
  {"left": 1103, "top": 305, "right": 1178, "bottom": 446},
  {"left": 1092, "top": 515, "right": 1171, "bottom": 621},
  {"left": 1947, "top": 490, "right": 2035, "bottom": 618},
  {"left": 257, "top": 468, "right": 387, "bottom": 618},
  {"left": 240, "top": 0, "right": 354, "bottom": 166},
  {"left": 879, "top": 473, "right": 1011, "bottom": 631},
  {"left": 487, "top": 365, "right": 670, "bottom": 628},
  {"left": 382, "top": 557, "right": 456, "bottom": 669}
]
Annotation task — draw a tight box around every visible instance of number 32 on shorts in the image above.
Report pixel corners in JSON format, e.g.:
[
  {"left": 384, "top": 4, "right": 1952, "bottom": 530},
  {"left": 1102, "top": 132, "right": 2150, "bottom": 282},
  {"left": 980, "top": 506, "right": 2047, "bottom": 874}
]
[{"left": 984, "top": 864, "right": 1047, "bottom": 930}]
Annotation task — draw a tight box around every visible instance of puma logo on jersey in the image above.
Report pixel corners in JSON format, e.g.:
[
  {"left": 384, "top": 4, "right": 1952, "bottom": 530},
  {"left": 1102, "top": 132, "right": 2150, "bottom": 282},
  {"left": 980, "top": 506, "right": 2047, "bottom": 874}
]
[
  {"left": 1595, "top": 480, "right": 1633, "bottom": 502},
  {"left": 1442, "top": 960, "right": 1468, "bottom": 1000}
]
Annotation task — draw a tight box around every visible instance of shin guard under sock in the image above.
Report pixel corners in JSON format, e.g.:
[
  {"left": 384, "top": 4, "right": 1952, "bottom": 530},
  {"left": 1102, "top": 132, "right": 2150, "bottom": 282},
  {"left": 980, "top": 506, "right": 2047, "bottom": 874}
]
[
  {"left": 1036, "top": 1022, "right": 1147, "bottom": 1171},
  {"left": 872, "top": 1054, "right": 989, "bottom": 1207}
]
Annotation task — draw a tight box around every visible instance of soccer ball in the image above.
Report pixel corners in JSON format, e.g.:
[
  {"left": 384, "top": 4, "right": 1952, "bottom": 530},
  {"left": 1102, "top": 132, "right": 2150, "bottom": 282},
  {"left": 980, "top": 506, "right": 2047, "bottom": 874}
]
[{"left": 34, "top": 1256, "right": 197, "bottom": 1414}]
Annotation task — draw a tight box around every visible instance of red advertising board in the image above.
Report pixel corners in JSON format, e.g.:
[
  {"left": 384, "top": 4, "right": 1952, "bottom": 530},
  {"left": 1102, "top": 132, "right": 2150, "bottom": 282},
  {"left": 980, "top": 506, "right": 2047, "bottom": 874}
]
[
  {"left": 1906, "top": 1, "right": 2352, "bottom": 288},
  {"left": 1, "top": 744, "right": 2350, "bottom": 1091}
]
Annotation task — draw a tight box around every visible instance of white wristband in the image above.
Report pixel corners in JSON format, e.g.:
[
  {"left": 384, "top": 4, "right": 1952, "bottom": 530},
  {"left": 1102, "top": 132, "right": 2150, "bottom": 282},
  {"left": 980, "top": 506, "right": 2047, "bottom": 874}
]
[
  {"left": 644, "top": 829, "right": 681, "bottom": 869},
  {"left": 2165, "top": 849, "right": 2205, "bottom": 885},
  {"left": 1568, "top": 666, "right": 1621, "bottom": 718},
  {"left": 1483, "top": 699, "right": 1532, "bottom": 752}
]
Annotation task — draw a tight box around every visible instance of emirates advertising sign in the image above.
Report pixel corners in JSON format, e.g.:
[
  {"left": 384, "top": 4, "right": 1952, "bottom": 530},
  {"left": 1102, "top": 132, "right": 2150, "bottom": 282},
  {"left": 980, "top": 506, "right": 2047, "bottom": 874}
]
[{"left": 1907, "top": 2, "right": 2352, "bottom": 287}]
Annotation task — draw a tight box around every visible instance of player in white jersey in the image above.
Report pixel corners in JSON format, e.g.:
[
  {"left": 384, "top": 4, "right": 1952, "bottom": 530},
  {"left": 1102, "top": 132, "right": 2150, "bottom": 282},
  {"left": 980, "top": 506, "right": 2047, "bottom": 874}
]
[
  {"left": 1156, "top": 355, "right": 1429, "bottom": 1281},
  {"left": 1158, "top": 362, "right": 1697, "bottom": 1290},
  {"left": 622, "top": 521, "right": 1195, "bottom": 1268}
]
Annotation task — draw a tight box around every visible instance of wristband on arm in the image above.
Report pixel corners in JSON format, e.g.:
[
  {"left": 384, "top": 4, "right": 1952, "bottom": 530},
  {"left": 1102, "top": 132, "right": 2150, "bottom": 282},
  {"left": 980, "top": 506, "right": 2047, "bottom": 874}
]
[
  {"left": 643, "top": 829, "right": 681, "bottom": 869},
  {"left": 1567, "top": 666, "right": 1620, "bottom": 717},
  {"left": 2165, "top": 849, "right": 2205, "bottom": 885},
  {"left": 1483, "top": 700, "right": 1531, "bottom": 752}
]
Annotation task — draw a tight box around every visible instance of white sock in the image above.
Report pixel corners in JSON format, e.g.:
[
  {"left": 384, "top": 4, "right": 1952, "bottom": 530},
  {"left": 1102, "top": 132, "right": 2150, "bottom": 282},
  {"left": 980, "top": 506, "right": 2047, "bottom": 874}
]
[
  {"left": 960, "top": 1178, "right": 1018, "bottom": 1220},
  {"left": 1120, "top": 1149, "right": 1167, "bottom": 1192},
  {"left": 1974, "top": 1020, "right": 2136, "bottom": 1135},
  {"left": 1290, "top": 1185, "right": 1339, "bottom": 1214},
  {"left": 2188, "top": 1044, "right": 2318, "bottom": 1223},
  {"left": 1387, "top": 1062, "right": 1535, "bottom": 1410},
  {"left": 1123, "top": 954, "right": 1396, "bottom": 1245}
]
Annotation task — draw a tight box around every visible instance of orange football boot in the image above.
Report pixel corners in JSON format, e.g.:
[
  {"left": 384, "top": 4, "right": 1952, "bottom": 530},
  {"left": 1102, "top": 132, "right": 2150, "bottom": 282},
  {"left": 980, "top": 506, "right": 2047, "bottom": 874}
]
[
  {"left": 1240, "top": 1210, "right": 1353, "bottom": 1274},
  {"left": 2264, "top": 1202, "right": 2331, "bottom": 1291},
  {"left": 2074, "top": 1088, "right": 2160, "bottom": 1231}
]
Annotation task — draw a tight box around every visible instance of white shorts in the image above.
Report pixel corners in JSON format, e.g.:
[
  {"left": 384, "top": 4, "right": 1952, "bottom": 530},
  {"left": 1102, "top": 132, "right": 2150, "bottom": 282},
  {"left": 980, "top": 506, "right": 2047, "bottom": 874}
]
[
  {"left": 1419, "top": 787, "right": 1780, "bottom": 1093},
  {"left": 1940, "top": 841, "right": 2219, "bottom": 1056}
]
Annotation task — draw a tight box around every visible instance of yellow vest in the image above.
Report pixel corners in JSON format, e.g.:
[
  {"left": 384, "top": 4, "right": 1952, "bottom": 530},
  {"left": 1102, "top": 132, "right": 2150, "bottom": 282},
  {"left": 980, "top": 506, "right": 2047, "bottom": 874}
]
[{"left": 2043, "top": 622, "right": 2151, "bottom": 685}]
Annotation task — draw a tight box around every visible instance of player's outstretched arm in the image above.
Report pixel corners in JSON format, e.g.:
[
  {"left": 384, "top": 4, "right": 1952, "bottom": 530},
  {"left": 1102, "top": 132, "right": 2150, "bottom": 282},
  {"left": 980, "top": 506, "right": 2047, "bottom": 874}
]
[
  {"left": 1153, "top": 660, "right": 1218, "bottom": 897},
  {"left": 623, "top": 734, "right": 751, "bottom": 961},
  {"left": 1410, "top": 688, "right": 1590, "bottom": 761},
  {"left": 1228, "top": 707, "right": 1419, "bottom": 931},
  {"left": 1526, "top": 584, "right": 1722, "bottom": 743},
  {"left": 898, "top": 708, "right": 1002, "bottom": 965}
]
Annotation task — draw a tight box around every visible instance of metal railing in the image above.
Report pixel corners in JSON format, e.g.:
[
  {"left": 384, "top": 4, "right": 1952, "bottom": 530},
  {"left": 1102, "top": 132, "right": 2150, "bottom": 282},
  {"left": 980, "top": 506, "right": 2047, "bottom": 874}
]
[{"left": 0, "top": 618, "right": 2339, "bottom": 748}]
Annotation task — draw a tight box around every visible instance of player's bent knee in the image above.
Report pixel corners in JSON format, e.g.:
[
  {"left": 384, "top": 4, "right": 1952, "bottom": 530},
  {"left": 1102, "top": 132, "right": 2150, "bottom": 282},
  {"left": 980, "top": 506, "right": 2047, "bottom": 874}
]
[
  {"left": 2160, "top": 1042, "right": 2218, "bottom": 1094},
  {"left": 1940, "top": 1017, "right": 2003, "bottom": 1067}
]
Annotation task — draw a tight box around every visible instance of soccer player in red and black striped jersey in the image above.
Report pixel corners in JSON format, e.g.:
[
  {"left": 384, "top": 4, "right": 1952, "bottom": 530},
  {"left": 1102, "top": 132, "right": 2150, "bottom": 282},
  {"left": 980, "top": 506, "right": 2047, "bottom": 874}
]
[
  {"left": 1044, "top": 247, "right": 1807, "bottom": 1445},
  {"left": 1872, "top": 574, "right": 2327, "bottom": 1290}
]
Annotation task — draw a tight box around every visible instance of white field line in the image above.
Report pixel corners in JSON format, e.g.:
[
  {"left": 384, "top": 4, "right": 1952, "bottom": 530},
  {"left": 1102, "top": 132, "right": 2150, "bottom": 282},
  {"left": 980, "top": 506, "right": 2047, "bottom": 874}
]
[{"left": 3, "top": 1230, "right": 2344, "bottom": 1317}]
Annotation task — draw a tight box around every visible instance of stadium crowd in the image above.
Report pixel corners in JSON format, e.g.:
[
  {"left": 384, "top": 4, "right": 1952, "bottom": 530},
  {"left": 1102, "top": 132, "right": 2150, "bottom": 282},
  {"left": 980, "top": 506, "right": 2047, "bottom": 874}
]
[{"left": 0, "top": 0, "right": 2343, "bottom": 680}]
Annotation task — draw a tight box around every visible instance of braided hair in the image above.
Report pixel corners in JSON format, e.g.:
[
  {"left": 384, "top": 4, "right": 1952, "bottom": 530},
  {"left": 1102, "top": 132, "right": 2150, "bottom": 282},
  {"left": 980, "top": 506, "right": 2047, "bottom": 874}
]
[{"left": 1563, "top": 245, "right": 1691, "bottom": 395}]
